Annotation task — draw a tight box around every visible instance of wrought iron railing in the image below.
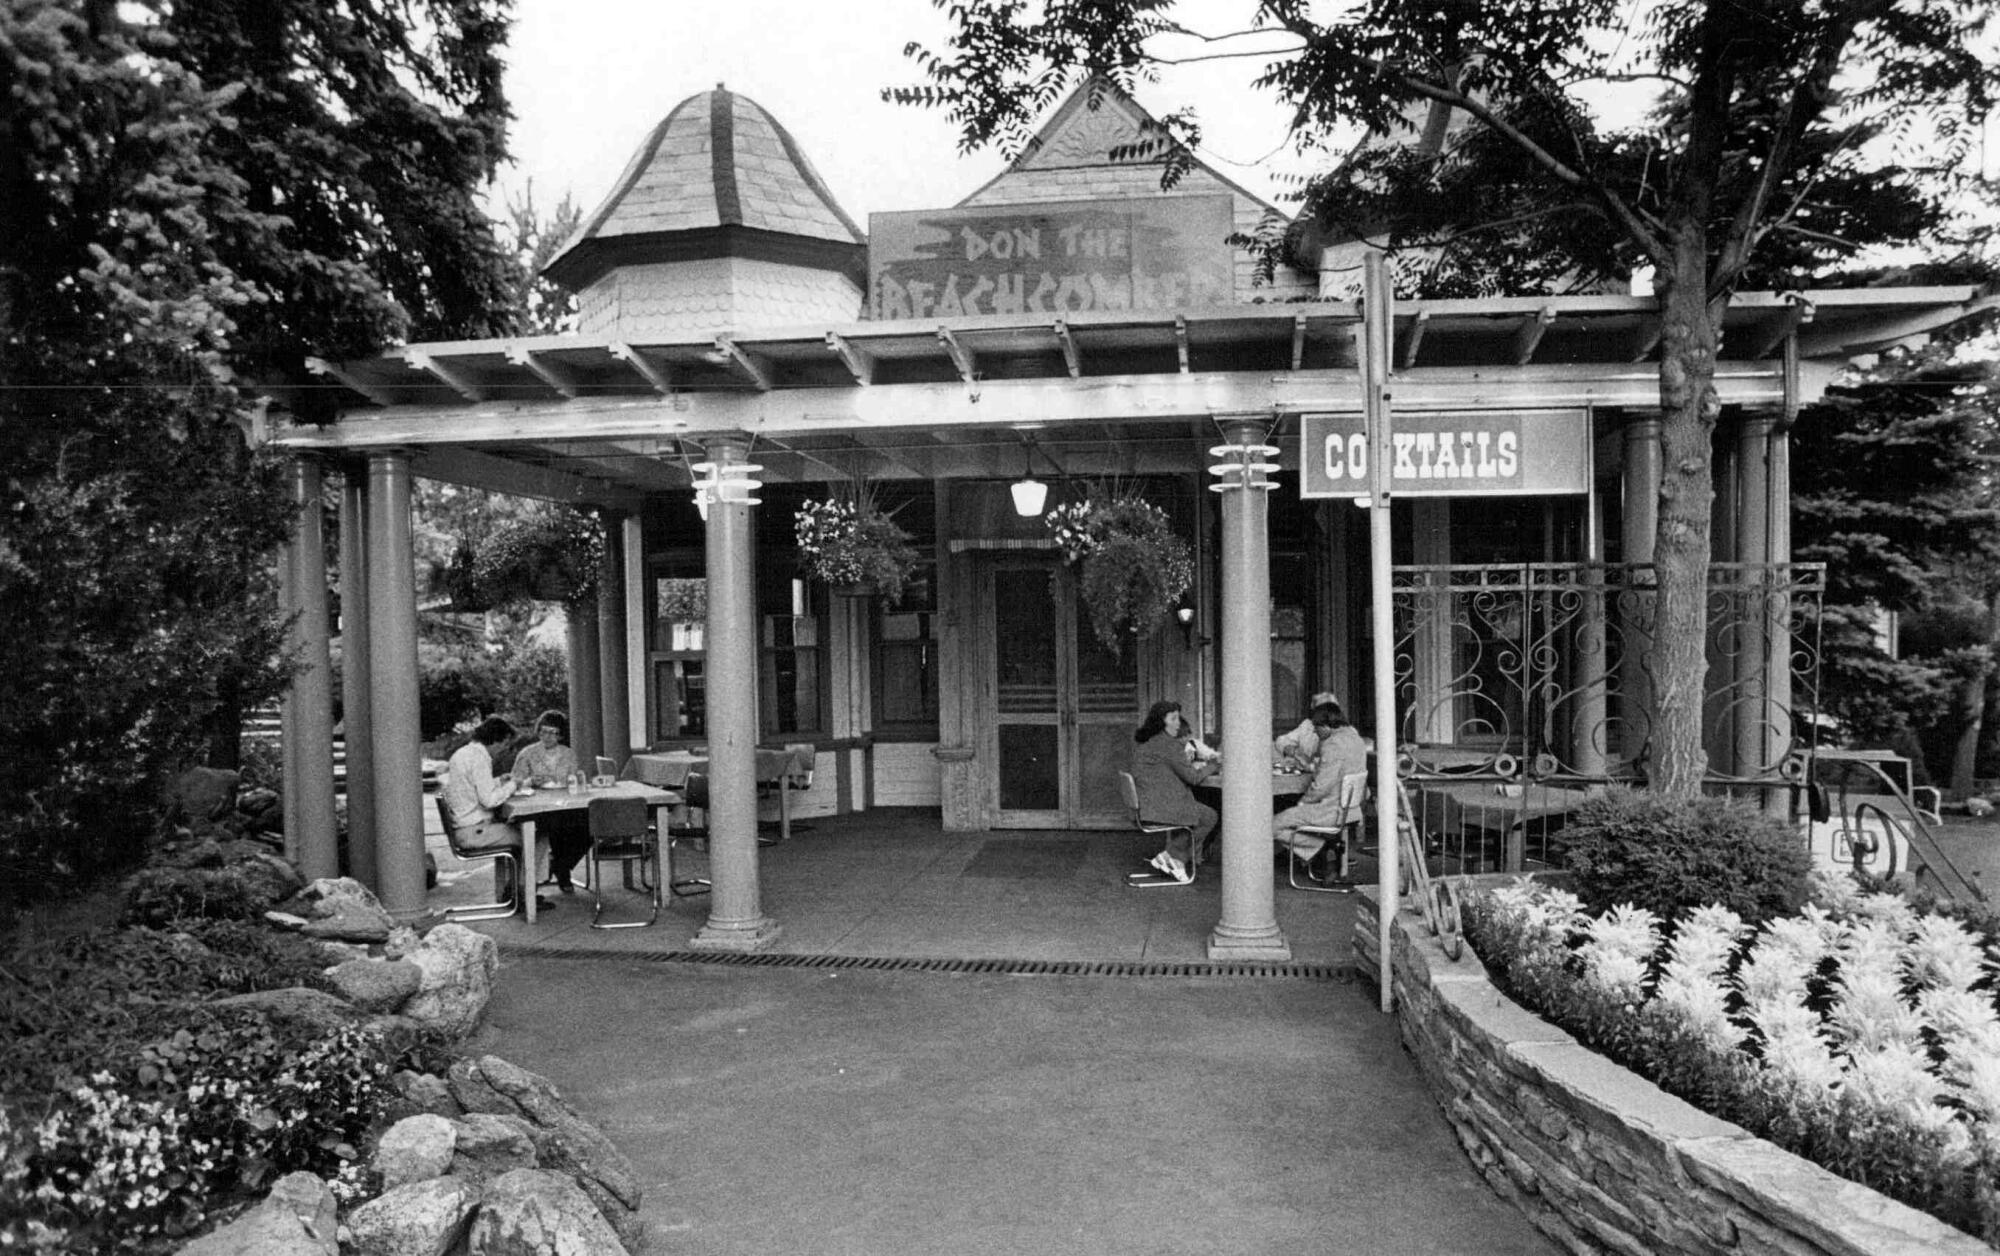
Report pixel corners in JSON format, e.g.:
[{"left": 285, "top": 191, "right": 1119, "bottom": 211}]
[{"left": 1387, "top": 561, "right": 1826, "bottom": 875}]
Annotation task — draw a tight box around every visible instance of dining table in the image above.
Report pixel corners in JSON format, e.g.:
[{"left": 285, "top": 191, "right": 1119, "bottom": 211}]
[
  {"left": 498, "top": 780, "right": 680, "bottom": 922},
  {"left": 1404, "top": 780, "right": 1599, "bottom": 872},
  {"left": 621, "top": 746, "right": 814, "bottom": 843}
]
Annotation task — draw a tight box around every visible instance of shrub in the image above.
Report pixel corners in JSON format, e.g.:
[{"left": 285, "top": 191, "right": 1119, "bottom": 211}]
[
  {"left": 1560, "top": 787, "right": 1810, "bottom": 926},
  {"left": 120, "top": 865, "right": 276, "bottom": 927}
]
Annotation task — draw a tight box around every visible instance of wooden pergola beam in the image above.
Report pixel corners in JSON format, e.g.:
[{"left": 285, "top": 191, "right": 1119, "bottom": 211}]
[
  {"left": 711, "top": 337, "right": 773, "bottom": 391},
  {"left": 1053, "top": 319, "right": 1082, "bottom": 378},
  {"left": 1511, "top": 306, "right": 1557, "bottom": 365},
  {"left": 504, "top": 346, "right": 581, "bottom": 399},
  {"left": 936, "top": 326, "right": 976, "bottom": 385},
  {"left": 1399, "top": 310, "right": 1431, "bottom": 369},
  {"left": 825, "top": 332, "right": 875, "bottom": 385},
  {"left": 609, "top": 341, "right": 675, "bottom": 395},
  {"left": 306, "top": 356, "right": 398, "bottom": 408},
  {"left": 403, "top": 349, "right": 486, "bottom": 402}
]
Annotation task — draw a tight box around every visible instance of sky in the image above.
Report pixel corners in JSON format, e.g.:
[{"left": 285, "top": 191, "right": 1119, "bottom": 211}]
[{"left": 489, "top": 0, "right": 1326, "bottom": 226}]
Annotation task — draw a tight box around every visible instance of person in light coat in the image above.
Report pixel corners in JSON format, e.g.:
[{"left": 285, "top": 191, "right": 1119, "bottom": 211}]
[{"left": 1274, "top": 701, "right": 1369, "bottom": 879}]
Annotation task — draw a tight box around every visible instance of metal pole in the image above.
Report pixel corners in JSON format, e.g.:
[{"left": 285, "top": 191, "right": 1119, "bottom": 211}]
[{"left": 1364, "top": 253, "right": 1401, "bottom": 1015}]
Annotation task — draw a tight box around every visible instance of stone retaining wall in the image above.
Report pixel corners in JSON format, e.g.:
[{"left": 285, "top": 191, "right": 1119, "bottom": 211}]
[{"left": 1354, "top": 890, "right": 1989, "bottom": 1256}]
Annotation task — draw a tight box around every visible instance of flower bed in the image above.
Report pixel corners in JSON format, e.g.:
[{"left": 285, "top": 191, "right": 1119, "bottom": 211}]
[{"left": 1356, "top": 882, "right": 1996, "bottom": 1255}]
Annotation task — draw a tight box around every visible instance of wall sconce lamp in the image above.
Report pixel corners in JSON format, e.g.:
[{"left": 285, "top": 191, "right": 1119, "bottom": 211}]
[
  {"left": 690, "top": 458, "right": 762, "bottom": 522},
  {"left": 1207, "top": 436, "right": 1281, "bottom": 493},
  {"left": 1176, "top": 604, "right": 1199, "bottom": 647},
  {"left": 1010, "top": 434, "right": 1049, "bottom": 518}
]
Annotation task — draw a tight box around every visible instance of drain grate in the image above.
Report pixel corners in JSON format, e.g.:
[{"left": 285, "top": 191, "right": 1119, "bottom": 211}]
[{"left": 502, "top": 946, "right": 1350, "bottom": 981}]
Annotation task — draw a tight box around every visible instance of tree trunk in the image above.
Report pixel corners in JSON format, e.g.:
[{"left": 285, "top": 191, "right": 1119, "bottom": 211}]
[
  {"left": 1949, "top": 587, "right": 2000, "bottom": 799},
  {"left": 1649, "top": 241, "right": 1722, "bottom": 797}
]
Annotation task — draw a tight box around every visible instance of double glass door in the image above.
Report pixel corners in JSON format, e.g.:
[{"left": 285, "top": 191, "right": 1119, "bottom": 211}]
[{"left": 986, "top": 558, "right": 1136, "bottom": 827}]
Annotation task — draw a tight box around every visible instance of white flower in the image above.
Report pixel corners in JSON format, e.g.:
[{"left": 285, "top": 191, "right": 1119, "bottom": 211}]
[{"left": 1907, "top": 914, "right": 1985, "bottom": 993}]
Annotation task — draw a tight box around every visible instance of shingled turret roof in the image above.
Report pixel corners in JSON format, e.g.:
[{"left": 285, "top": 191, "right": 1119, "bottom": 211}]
[{"left": 544, "top": 84, "right": 866, "bottom": 291}]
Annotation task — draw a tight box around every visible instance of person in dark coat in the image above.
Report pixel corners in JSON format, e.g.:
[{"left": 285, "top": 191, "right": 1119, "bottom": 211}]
[{"left": 1130, "top": 699, "right": 1218, "bottom": 884}]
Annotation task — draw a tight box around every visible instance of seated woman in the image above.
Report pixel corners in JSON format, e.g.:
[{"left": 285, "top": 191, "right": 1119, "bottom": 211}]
[
  {"left": 1273, "top": 701, "right": 1370, "bottom": 880},
  {"left": 509, "top": 709, "right": 589, "bottom": 894},
  {"left": 1130, "top": 699, "right": 1219, "bottom": 885},
  {"left": 439, "top": 716, "right": 550, "bottom": 905},
  {"left": 1273, "top": 690, "right": 1341, "bottom": 771}
]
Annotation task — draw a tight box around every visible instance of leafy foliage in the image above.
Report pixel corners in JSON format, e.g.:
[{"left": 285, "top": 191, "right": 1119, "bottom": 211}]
[
  {"left": 1046, "top": 496, "right": 1194, "bottom": 652},
  {"left": 0, "top": 0, "right": 520, "bottom": 906},
  {"left": 1559, "top": 787, "right": 1810, "bottom": 925},
  {"left": 795, "top": 493, "right": 924, "bottom": 603},
  {"left": 417, "top": 638, "right": 570, "bottom": 741},
  {"left": 1463, "top": 879, "right": 2000, "bottom": 1241},
  {"left": 466, "top": 506, "right": 604, "bottom": 608}
]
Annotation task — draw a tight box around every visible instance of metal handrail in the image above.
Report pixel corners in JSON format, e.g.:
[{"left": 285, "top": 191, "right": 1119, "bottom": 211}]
[
  {"left": 1397, "top": 781, "right": 1464, "bottom": 959},
  {"left": 1824, "top": 759, "right": 1980, "bottom": 901}
]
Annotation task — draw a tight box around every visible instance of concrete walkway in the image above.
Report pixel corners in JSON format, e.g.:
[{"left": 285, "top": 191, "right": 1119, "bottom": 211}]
[{"left": 444, "top": 812, "right": 1559, "bottom": 1254}]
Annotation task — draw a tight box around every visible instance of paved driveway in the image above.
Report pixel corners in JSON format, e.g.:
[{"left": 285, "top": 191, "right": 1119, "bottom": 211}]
[{"left": 470, "top": 957, "right": 1558, "bottom": 1256}]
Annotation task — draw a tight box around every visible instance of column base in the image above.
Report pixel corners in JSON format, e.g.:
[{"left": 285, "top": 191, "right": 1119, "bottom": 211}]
[
  {"left": 691, "top": 916, "right": 784, "bottom": 952},
  {"left": 1206, "top": 924, "right": 1292, "bottom": 963}
]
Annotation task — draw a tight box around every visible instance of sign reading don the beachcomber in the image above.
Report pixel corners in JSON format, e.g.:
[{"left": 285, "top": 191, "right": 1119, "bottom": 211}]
[
  {"left": 869, "top": 194, "right": 1234, "bottom": 320},
  {"left": 1299, "top": 409, "right": 1592, "bottom": 498}
]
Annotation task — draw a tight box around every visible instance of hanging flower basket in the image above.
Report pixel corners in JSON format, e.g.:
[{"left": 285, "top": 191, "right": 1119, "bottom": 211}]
[
  {"left": 795, "top": 492, "right": 921, "bottom": 604},
  {"left": 1045, "top": 496, "right": 1194, "bottom": 652},
  {"left": 467, "top": 508, "right": 602, "bottom": 607}
]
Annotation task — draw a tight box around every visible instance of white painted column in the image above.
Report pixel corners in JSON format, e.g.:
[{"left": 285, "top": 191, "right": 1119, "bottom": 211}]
[
  {"left": 692, "top": 437, "right": 781, "bottom": 951},
  {"left": 339, "top": 467, "right": 378, "bottom": 890},
  {"left": 287, "top": 457, "right": 339, "bottom": 882},
  {"left": 1206, "top": 415, "right": 1289, "bottom": 963},
  {"left": 365, "top": 451, "right": 426, "bottom": 922}
]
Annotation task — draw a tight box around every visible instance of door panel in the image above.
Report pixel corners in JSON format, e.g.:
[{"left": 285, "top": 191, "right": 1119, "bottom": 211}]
[{"left": 987, "top": 558, "right": 1137, "bottom": 827}]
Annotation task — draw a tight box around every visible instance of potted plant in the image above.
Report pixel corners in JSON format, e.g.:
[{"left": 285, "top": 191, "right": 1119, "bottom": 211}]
[
  {"left": 794, "top": 489, "right": 922, "bottom": 603},
  {"left": 1045, "top": 494, "right": 1194, "bottom": 651},
  {"left": 466, "top": 506, "right": 603, "bottom": 607}
]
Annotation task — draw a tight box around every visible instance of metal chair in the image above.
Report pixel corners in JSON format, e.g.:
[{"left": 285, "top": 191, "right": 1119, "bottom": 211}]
[
  {"left": 435, "top": 795, "right": 520, "bottom": 922},
  {"left": 586, "top": 795, "right": 659, "bottom": 929},
  {"left": 1288, "top": 770, "right": 1371, "bottom": 893},
  {"left": 1119, "top": 770, "right": 1195, "bottom": 889},
  {"left": 671, "top": 773, "right": 713, "bottom": 898}
]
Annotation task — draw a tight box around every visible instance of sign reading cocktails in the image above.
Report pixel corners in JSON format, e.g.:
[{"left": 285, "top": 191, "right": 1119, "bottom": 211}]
[
  {"left": 1298, "top": 409, "right": 1591, "bottom": 498},
  {"left": 868, "top": 194, "right": 1234, "bottom": 319}
]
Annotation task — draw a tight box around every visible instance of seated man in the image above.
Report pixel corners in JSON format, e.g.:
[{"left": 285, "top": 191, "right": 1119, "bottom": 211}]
[
  {"left": 439, "top": 716, "right": 550, "bottom": 906},
  {"left": 1273, "top": 701, "right": 1369, "bottom": 880},
  {"left": 1273, "top": 690, "right": 1341, "bottom": 772}
]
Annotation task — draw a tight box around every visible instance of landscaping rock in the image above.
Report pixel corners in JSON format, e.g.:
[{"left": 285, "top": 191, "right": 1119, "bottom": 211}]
[
  {"left": 383, "top": 924, "right": 424, "bottom": 959},
  {"left": 226, "top": 848, "right": 306, "bottom": 901},
  {"left": 445, "top": 1054, "right": 645, "bottom": 1246},
  {"left": 466, "top": 1169, "right": 628, "bottom": 1256},
  {"left": 167, "top": 767, "right": 241, "bottom": 826},
  {"left": 327, "top": 958, "right": 423, "bottom": 1012},
  {"left": 312, "top": 939, "right": 372, "bottom": 964},
  {"left": 173, "top": 1170, "right": 337, "bottom": 1256},
  {"left": 209, "top": 986, "right": 358, "bottom": 1033},
  {"left": 264, "top": 910, "right": 310, "bottom": 931},
  {"left": 343, "top": 1177, "right": 480, "bottom": 1256},
  {"left": 374, "top": 1114, "right": 458, "bottom": 1189},
  {"left": 400, "top": 924, "right": 498, "bottom": 1038},
  {"left": 396, "top": 1070, "right": 463, "bottom": 1118},
  {"left": 291, "top": 877, "right": 396, "bottom": 942},
  {"left": 449, "top": 1112, "right": 541, "bottom": 1183}
]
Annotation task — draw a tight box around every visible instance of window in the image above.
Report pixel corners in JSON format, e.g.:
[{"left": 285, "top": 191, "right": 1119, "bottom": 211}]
[
  {"left": 650, "top": 565, "right": 707, "bottom": 743},
  {"left": 760, "top": 576, "right": 826, "bottom": 738},
  {"left": 869, "top": 487, "right": 938, "bottom": 739}
]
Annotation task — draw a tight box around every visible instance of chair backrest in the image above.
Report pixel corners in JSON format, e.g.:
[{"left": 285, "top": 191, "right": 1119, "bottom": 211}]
[
  {"left": 1337, "top": 771, "right": 1370, "bottom": 817},
  {"left": 588, "top": 794, "right": 649, "bottom": 840},
  {"left": 684, "top": 771, "right": 710, "bottom": 810},
  {"left": 1118, "top": 770, "right": 1141, "bottom": 819},
  {"left": 594, "top": 755, "right": 619, "bottom": 780},
  {"left": 435, "top": 794, "right": 478, "bottom": 859},
  {"left": 783, "top": 742, "right": 815, "bottom": 789}
]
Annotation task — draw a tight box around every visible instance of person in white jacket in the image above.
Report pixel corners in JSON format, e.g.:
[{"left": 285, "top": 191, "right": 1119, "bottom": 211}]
[{"left": 440, "top": 715, "right": 549, "bottom": 901}]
